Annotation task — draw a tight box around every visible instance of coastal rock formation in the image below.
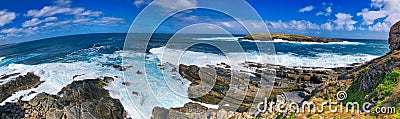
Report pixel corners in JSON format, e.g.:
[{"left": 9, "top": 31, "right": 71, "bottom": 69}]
[
  {"left": 389, "top": 21, "right": 400, "bottom": 51},
  {"left": 179, "top": 64, "right": 271, "bottom": 112},
  {"left": 152, "top": 102, "right": 234, "bottom": 119},
  {"left": 0, "top": 72, "right": 43, "bottom": 102},
  {"left": 339, "top": 21, "right": 400, "bottom": 92},
  {"left": 339, "top": 21, "right": 400, "bottom": 107},
  {"left": 241, "top": 33, "right": 343, "bottom": 43},
  {"left": 176, "top": 62, "right": 353, "bottom": 115},
  {"left": 0, "top": 79, "right": 127, "bottom": 119}
]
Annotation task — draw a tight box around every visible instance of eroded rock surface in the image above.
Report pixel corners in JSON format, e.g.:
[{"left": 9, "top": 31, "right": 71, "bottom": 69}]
[
  {"left": 389, "top": 21, "right": 400, "bottom": 51},
  {"left": 0, "top": 72, "right": 42, "bottom": 102},
  {"left": 152, "top": 102, "right": 234, "bottom": 119},
  {"left": 0, "top": 79, "right": 127, "bottom": 119}
]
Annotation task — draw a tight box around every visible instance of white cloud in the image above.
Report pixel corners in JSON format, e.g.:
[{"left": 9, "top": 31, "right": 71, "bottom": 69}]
[
  {"left": 134, "top": 0, "right": 145, "bottom": 7},
  {"left": 25, "top": 0, "right": 102, "bottom": 17},
  {"left": 316, "top": 3, "right": 333, "bottom": 16},
  {"left": 321, "top": 22, "right": 333, "bottom": 31},
  {"left": 0, "top": 10, "right": 17, "bottom": 27},
  {"left": 22, "top": 17, "right": 58, "bottom": 27},
  {"left": 333, "top": 13, "right": 357, "bottom": 31},
  {"left": 153, "top": 0, "right": 197, "bottom": 12},
  {"left": 1, "top": 0, "right": 124, "bottom": 40},
  {"left": 298, "top": 6, "right": 314, "bottom": 12},
  {"left": 0, "top": 27, "right": 38, "bottom": 35},
  {"left": 221, "top": 22, "right": 233, "bottom": 28},
  {"left": 326, "top": 7, "right": 332, "bottom": 13},
  {"left": 54, "top": 0, "right": 72, "bottom": 6},
  {"left": 357, "top": 0, "right": 400, "bottom": 31},
  {"left": 316, "top": 12, "right": 324, "bottom": 16},
  {"left": 266, "top": 20, "right": 320, "bottom": 30},
  {"left": 368, "top": 22, "right": 391, "bottom": 31}
]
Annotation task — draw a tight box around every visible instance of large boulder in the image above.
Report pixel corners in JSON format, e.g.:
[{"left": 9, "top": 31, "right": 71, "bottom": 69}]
[
  {"left": 0, "top": 79, "right": 127, "bottom": 119},
  {"left": 389, "top": 21, "right": 400, "bottom": 51},
  {"left": 0, "top": 72, "right": 42, "bottom": 102}
]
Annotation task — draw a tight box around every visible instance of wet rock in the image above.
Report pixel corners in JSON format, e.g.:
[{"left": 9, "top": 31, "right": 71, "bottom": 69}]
[
  {"left": 113, "top": 64, "right": 133, "bottom": 71},
  {"left": 17, "top": 79, "right": 127, "bottom": 119},
  {"left": 136, "top": 70, "right": 142, "bottom": 74},
  {"left": 0, "top": 72, "right": 43, "bottom": 102},
  {"left": 132, "top": 91, "right": 139, "bottom": 96},
  {"left": 0, "top": 73, "right": 21, "bottom": 80},
  {"left": 122, "top": 82, "right": 131, "bottom": 86},
  {"left": 103, "top": 76, "right": 115, "bottom": 83}
]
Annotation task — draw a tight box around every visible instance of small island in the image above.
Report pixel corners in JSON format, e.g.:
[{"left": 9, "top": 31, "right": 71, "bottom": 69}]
[{"left": 240, "top": 33, "right": 343, "bottom": 43}]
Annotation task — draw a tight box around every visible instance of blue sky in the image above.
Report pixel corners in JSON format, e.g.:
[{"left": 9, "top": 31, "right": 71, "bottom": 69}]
[{"left": 0, "top": 0, "right": 399, "bottom": 44}]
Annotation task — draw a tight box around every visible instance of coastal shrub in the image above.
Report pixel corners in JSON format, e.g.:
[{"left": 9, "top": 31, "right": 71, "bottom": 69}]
[
  {"left": 395, "top": 106, "right": 400, "bottom": 119},
  {"left": 345, "top": 70, "right": 400, "bottom": 114},
  {"left": 369, "top": 70, "right": 400, "bottom": 116},
  {"left": 372, "top": 70, "right": 400, "bottom": 99}
]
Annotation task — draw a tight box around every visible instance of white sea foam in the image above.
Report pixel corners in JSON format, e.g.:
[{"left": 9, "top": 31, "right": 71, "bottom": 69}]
[
  {"left": 150, "top": 46, "right": 378, "bottom": 68},
  {"left": 0, "top": 50, "right": 213, "bottom": 118},
  {"left": 0, "top": 44, "right": 379, "bottom": 118},
  {"left": 193, "top": 37, "right": 241, "bottom": 41}
]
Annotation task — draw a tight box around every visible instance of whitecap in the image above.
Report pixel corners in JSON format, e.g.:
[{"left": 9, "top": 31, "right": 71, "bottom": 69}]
[{"left": 193, "top": 37, "right": 241, "bottom": 41}]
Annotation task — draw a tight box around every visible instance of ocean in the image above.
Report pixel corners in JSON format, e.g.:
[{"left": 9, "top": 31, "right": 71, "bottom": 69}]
[{"left": 0, "top": 33, "right": 390, "bottom": 118}]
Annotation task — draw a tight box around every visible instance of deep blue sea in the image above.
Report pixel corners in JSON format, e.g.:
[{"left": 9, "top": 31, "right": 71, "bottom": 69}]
[{"left": 0, "top": 33, "right": 390, "bottom": 117}]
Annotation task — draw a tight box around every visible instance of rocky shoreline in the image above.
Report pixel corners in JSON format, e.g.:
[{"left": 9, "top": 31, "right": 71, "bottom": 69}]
[
  {"left": 151, "top": 62, "right": 358, "bottom": 118},
  {"left": 0, "top": 74, "right": 127, "bottom": 119},
  {"left": 152, "top": 21, "right": 400, "bottom": 119},
  {"left": 0, "top": 22, "right": 398, "bottom": 119},
  {"left": 239, "top": 33, "right": 343, "bottom": 43}
]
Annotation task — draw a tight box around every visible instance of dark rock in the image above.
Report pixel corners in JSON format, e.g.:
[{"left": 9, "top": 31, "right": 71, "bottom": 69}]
[
  {"left": 18, "top": 79, "right": 126, "bottom": 119},
  {"left": 0, "top": 73, "right": 21, "bottom": 80},
  {"left": 152, "top": 102, "right": 233, "bottom": 119},
  {"left": 0, "top": 72, "right": 42, "bottom": 102},
  {"left": 113, "top": 64, "right": 133, "bottom": 71},
  {"left": 122, "top": 82, "right": 131, "bottom": 86},
  {"left": 132, "top": 91, "right": 139, "bottom": 96},
  {"left": 389, "top": 21, "right": 400, "bottom": 51},
  {"left": 136, "top": 70, "right": 142, "bottom": 74},
  {"left": 0, "top": 102, "right": 25, "bottom": 119},
  {"left": 103, "top": 76, "right": 115, "bottom": 83},
  {"left": 72, "top": 74, "right": 84, "bottom": 79}
]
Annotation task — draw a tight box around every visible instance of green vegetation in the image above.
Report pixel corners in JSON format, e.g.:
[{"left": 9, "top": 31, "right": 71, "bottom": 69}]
[
  {"left": 372, "top": 70, "right": 400, "bottom": 98},
  {"left": 395, "top": 106, "right": 400, "bottom": 119},
  {"left": 345, "top": 70, "right": 400, "bottom": 105},
  {"left": 97, "top": 80, "right": 106, "bottom": 88}
]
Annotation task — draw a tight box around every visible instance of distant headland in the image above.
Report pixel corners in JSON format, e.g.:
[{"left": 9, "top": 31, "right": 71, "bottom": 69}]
[{"left": 239, "top": 33, "right": 343, "bottom": 43}]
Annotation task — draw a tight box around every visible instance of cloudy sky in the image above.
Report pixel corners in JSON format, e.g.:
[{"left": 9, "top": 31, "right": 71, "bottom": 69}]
[{"left": 0, "top": 0, "right": 399, "bottom": 44}]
